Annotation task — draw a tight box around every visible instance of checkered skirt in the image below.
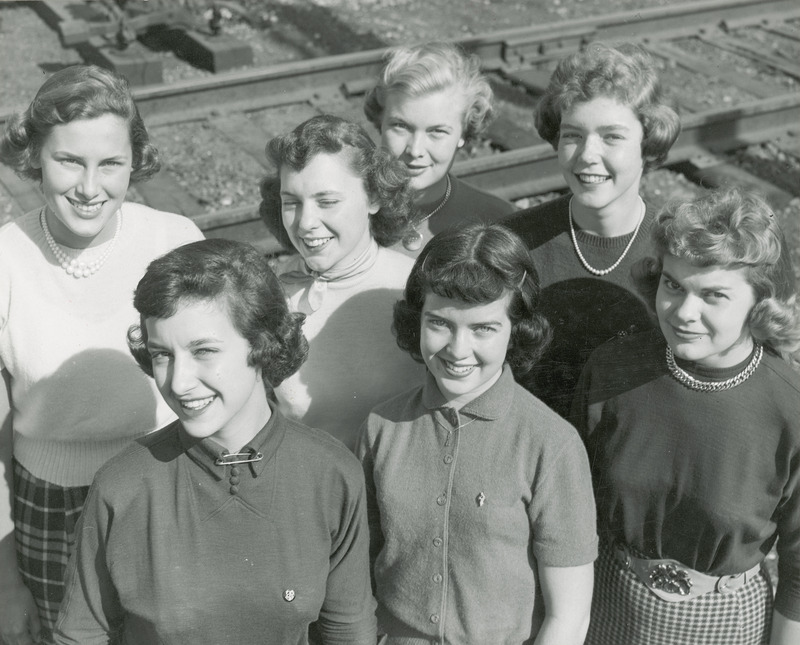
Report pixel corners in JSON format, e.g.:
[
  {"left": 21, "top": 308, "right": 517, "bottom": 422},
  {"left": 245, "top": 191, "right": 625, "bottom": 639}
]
[
  {"left": 585, "top": 543, "right": 772, "bottom": 645},
  {"left": 12, "top": 459, "right": 90, "bottom": 638}
]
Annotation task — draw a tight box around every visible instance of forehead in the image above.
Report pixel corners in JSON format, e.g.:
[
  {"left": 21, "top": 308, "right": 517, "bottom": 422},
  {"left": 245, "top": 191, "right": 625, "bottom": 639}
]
[
  {"left": 422, "top": 291, "right": 513, "bottom": 321},
  {"left": 560, "top": 96, "right": 641, "bottom": 129},
  {"left": 279, "top": 151, "right": 366, "bottom": 194},
  {"left": 661, "top": 255, "right": 753, "bottom": 291},
  {"left": 145, "top": 298, "right": 238, "bottom": 340},
  {"left": 43, "top": 113, "right": 132, "bottom": 154},
  {"left": 383, "top": 87, "right": 467, "bottom": 126}
]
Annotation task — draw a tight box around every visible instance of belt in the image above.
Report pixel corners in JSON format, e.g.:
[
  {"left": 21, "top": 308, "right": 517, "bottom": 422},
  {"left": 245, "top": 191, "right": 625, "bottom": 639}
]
[{"left": 614, "top": 544, "right": 762, "bottom": 603}]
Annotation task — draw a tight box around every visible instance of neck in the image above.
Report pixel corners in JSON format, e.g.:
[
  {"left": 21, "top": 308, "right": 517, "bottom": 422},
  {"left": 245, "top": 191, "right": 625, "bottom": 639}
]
[
  {"left": 571, "top": 192, "right": 643, "bottom": 237},
  {"left": 440, "top": 368, "right": 503, "bottom": 411},
  {"left": 415, "top": 175, "right": 450, "bottom": 210},
  {"left": 45, "top": 206, "right": 119, "bottom": 249}
]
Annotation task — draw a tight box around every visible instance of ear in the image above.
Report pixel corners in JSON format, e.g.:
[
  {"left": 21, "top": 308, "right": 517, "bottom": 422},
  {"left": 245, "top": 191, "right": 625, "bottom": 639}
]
[
  {"left": 31, "top": 154, "right": 42, "bottom": 169},
  {"left": 368, "top": 198, "right": 380, "bottom": 215},
  {"left": 457, "top": 138, "right": 465, "bottom": 149}
]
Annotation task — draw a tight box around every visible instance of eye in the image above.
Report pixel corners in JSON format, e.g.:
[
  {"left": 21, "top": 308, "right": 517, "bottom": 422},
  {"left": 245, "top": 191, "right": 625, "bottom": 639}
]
[
  {"left": 661, "top": 277, "right": 681, "bottom": 291},
  {"left": 604, "top": 133, "right": 624, "bottom": 142},
  {"left": 59, "top": 157, "right": 81, "bottom": 166},
  {"left": 426, "top": 317, "right": 448, "bottom": 329},
  {"left": 101, "top": 159, "right": 124, "bottom": 167},
  {"left": 318, "top": 199, "right": 339, "bottom": 208},
  {"left": 473, "top": 325, "right": 497, "bottom": 335},
  {"left": 387, "top": 120, "right": 408, "bottom": 131},
  {"left": 149, "top": 350, "right": 171, "bottom": 363},
  {"left": 193, "top": 347, "right": 217, "bottom": 358},
  {"left": 559, "top": 131, "right": 580, "bottom": 141}
]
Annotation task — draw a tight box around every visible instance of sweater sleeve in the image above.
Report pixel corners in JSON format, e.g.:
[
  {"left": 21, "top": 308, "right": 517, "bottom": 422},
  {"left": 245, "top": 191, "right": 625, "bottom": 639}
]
[
  {"left": 355, "top": 418, "right": 385, "bottom": 593},
  {"left": 316, "top": 462, "right": 377, "bottom": 645},
  {"left": 775, "top": 449, "right": 800, "bottom": 621},
  {"left": 52, "top": 483, "right": 124, "bottom": 644}
]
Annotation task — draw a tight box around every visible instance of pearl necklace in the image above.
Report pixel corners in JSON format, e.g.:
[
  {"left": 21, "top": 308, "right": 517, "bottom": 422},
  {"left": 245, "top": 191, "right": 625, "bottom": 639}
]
[
  {"left": 40, "top": 207, "right": 122, "bottom": 278},
  {"left": 402, "top": 174, "right": 452, "bottom": 252},
  {"left": 568, "top": 197, "right": 645, "bottom": 276},
  {"left": 666, "top": 343, "right": 763, "bottom": 392}
]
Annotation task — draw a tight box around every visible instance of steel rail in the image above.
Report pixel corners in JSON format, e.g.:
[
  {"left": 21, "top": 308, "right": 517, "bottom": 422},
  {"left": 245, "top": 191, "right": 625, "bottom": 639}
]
[
  {"left": 1, "top": 0, "right": 798, "bottom": 126},
  {"left": 197, "top": 92, "right": 800, "bottom": 252}
]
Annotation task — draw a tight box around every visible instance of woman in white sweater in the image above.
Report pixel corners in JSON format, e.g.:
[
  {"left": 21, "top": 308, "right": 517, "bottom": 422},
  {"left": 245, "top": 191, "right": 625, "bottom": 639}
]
[
  {"left": 259, "top": 115, "right": 424, "bottom": 450},
  {"left": 0, "top": 65, "right": 202, "bottom": 644}
]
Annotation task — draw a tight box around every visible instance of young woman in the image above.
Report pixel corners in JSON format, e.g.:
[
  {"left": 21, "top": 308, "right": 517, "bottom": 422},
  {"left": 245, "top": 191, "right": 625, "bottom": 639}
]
[
  {"left": 53, "top": 239, "right": 376, "bottom": 645},
  {"left": 571, "top": 188, "right": 800, "bottom": 645},
  {"left": 260, "top": 115, "right": 424, "bottom": 450},
  {"left": 504, "top": 42, "right": 681, "bottom": 417},
  {"left": 358, "top": 223, "right": 597, "bottom": 644},
  {"left": 364, "top": 42, "right": 516, "bottom": 255},
  {"left": 0, "top": 65, "right": 202, "bottom": 644}
]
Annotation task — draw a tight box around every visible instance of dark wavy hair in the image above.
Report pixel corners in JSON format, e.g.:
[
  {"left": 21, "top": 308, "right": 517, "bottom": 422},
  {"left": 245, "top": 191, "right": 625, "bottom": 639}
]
[
  {"left": 0, "top": 64, "right": 159, "bottom": 183},
  {"left": 535, "top": 42, "right": 680, "bottom": 171},
  {"left": 127, "top": 239, "right": 308, "bottom": 387},
  {"left": 363, "top": 41, "right": 495, "bottom": 143},
  {"left": 394, "top": 223, "right": 551, "bottom": 379},
  {"left": 259, "top": 115, "right": 414, "bottom": 250},
  {"left": 634, "top": 187, "right": 800, "bottom": 358}
]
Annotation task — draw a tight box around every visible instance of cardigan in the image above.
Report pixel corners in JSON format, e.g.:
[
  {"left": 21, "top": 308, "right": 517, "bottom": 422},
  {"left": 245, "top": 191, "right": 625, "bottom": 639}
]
[
  {"left": 571, "top": 330, "right": 800, "bottom": 621},
  {"left": 0, "top": 203, "right": 203, "bottom": 486},
  {"left": 54, "top": 408, "right": 377, "bottom": 644},
  {"left": 503, "top": 194, "right": 657, "bottom": 418},
  {"left": 391, "top": 174, "right": 517, "bottom": 258},
  {"left": 275, "top": 244, "right": 424, "bottom": 450},
  {"left": 358, "top": 366, "right": 598, "bottom": 644}
]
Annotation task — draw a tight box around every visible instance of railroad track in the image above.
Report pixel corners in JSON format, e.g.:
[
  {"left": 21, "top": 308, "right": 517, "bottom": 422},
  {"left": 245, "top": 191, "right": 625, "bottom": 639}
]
[{"left": 0, "top": 0, "right": 798, "bottom": 253}]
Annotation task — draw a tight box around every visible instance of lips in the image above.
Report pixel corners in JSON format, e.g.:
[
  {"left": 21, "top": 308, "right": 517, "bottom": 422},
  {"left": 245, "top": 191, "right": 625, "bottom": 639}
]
[
  {"left": 67, "top": 197, "right": 105, "bottom": 215},
  {"left": 179, "top": 395, "right": 215, "bottom": 412},
  {"left": 440, "top": 358, "right": 477, "bottom": 377},
  {"left": 576, "top": 173, "right": 610, "bottom": 184},
  {"left": 669, "top": 326, "right": 705, "bottom": 341},
  {"left": 302, "top": 237, "right": 332, "bottom": 250}
]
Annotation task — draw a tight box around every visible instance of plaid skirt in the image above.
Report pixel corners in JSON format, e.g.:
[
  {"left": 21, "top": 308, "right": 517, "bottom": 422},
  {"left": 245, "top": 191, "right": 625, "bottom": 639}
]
[
  {"left": 585, "top": 543, "right": 772, "bottom": 645},
  {"left": 12, "top": 459, "right": 91, "bottom": 638}
]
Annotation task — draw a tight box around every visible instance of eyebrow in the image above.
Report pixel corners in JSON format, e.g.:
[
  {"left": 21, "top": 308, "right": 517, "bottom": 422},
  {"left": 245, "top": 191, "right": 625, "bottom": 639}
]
[
  {"left": 146, "top": 337, "right": 222, "bottom": 350},
  {"left": 560, "top": 121, "right": 633, "bottom": 132},
  {"left": 422, "top": 311, "right": 504, "bottom": 326},
  {"left": 661, "top": 270, "right": 733, "bottom": 292},
  {"left": 279, "top": 189, "right": 342, "bottom": 198}
]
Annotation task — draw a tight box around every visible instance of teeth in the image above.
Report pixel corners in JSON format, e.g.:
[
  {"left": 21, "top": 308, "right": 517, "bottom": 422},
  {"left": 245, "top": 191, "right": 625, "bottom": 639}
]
[
  {"left": 181, "top": 396, "right": 214, "bottom": 411},
  {"left": 578, "top": 174, "right": 609, "bottom": 184},
  {"left": 68, "top": 199, "right": 104, "bottom": 214},
  {"left": 444, "top": 360, "right": 475, "bottom": 374},
  {"left": 303, "top": 237, "right": 332, "bottom": 248}
]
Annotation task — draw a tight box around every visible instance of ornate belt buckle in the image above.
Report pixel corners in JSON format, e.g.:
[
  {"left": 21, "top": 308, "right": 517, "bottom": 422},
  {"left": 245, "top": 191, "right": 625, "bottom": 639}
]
[{"left": 649, "top": 562, "right": 693, "bottom": 596}]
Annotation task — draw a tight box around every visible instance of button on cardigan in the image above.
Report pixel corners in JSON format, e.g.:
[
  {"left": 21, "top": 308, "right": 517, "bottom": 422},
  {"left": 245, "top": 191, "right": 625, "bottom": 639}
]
[{"left": 358, "top": 366, "right": 598, "bottom": 644}]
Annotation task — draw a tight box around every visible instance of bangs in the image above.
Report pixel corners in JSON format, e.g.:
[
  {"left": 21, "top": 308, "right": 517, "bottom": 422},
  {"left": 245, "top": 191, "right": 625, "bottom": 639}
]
[{"left": 426, "top": 261, "right": 509, "bottom": 305}]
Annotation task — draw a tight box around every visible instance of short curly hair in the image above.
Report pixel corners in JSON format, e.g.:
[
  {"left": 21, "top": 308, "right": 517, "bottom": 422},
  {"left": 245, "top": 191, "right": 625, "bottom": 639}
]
[
  {"left": 363, "top": 42, "right": 495, "bottom": 143},
  {"left": 0, "top": 64, "right": 160, "bottom": 183},
  {"left": 394, "top": 223, "right": 551, "bottom": 379},
  {"left": 634, "top": 187, "right": 800, "bottom": 357},
  {"left": 259, "top": 115, "right": 414, "bottom": 250},
  {"left": 127, "top": 239, "right": 308, "bottom": 387},
  {"left": 535, "top": 42, "right": 680, "bottom": 171}
]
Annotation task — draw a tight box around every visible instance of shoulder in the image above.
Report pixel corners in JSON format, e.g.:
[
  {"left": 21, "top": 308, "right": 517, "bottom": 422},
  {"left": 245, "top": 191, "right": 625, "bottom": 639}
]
[
  {"left": 91, "top": 421, "right": 183, "bottom": 493},
  {"left": 277, "top": 414, "right": 365, "bottom": 484},
  {"left": 508, "top": 381, "right": 582, "bottom": 441},
  {"left": 0, "top": 209, "right": 39, "bottom": 246},
  {"left": 450, "top": 176, "right": 516, "bottom": 220},
  {"left": 121, "top": 202, "right": 204, "bottom": 244},
  {"left": 375, "top": 246, "right": 415, "bottom": 273},
  {"left": 502, "top": 194, "right": 570, "bottom": 246},
  {"left": 760, "top": 350, "right": 800, "bottom": 406},
  {"left": 368, "top": 383, "right": 425, "bottom": 423}
]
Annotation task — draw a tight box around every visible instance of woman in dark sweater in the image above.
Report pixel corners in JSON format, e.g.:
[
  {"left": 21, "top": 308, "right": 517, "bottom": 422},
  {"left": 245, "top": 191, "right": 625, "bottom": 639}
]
[
  {"left": 504, "top": 42, "right": 681, "bottom": 417},
  {"left": 571, "top": 187, "right": 800, "bottom": 644}
]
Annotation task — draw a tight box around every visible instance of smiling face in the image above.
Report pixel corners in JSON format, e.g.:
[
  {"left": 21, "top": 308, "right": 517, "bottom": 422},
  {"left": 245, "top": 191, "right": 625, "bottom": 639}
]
[
  {"left": 380, "top": 88, "right": 466, "bottom": 203},
  {"left": 420, "top": 292, "right": 512, "bottom": 408},
  {"left": 280, "top": 151, "right": 377, "bottom": 274},
  {"left": 146, "top": 298, "right": 271, "bottom": 452},
  {"left": 36, "top": 113, "right": 132, "bottom": 248},
  {"left": 558, "top": 96, "right": 645, "bottom": 224},
  {"left": 657, "top": 255, "right": 757, "bottom": 369}
]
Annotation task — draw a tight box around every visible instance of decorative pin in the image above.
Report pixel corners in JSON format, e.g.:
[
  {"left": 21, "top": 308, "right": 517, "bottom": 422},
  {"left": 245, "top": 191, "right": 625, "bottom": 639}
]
[
  {"left": 476, "top": 492, "right": 486, "bottom": 507},
  {"left": 284, "top": 589, "right": 295, "bottom": 602}
]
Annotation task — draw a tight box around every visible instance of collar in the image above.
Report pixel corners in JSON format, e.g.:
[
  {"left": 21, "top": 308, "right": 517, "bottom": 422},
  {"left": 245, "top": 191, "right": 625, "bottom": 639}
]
[
  {"left": 279, "top": 239, "right": 379, "bottom": 313},
  {"left": 180, "top": 401, "right": 287, "bottom": 481},
  {"left": 421, "top": 364, "right": 516, "bottom": 422}
]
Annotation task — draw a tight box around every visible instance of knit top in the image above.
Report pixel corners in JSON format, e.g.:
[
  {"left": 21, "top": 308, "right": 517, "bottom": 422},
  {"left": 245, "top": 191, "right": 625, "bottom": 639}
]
[{"left": 0, "top": 204, "right": 203, "bottom": 486}]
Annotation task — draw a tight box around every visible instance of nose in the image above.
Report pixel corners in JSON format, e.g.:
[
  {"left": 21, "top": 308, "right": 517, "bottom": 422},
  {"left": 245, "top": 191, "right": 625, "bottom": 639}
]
[
  {"left": 169, "top": 355, "right": 197, "bottom": 396},
  {"left": 295, "top": 202, "right": 320, "bottom": 234},
  {"left": 672, "top": 293, "right": 700, "bottom": 323},
  {"left": 446, "top": 328, "right": 471, "bottom": 358},
  {"left": 576, "top": 134, "right": 601, "bottom": 164},
  {"left": 405, "top": 131, "right": 425, "bottom": 158},
  {"left": 75, "top": 167, "right": 99, "bottom": 199}
]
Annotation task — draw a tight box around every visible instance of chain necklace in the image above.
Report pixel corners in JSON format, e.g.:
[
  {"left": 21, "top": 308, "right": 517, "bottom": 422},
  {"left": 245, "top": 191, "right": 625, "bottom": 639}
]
[
  {"left": 666, "top": 343, "right": 763, "bottom": 392},
  {"left": 40, "top": 207, "right": 123, "bottom": 278},
  {"left": 568, "top": 196, "right": 645, "bottom": 276},
  {"left": 402, "top": 174, "right": 452, "bottom": 252}
]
